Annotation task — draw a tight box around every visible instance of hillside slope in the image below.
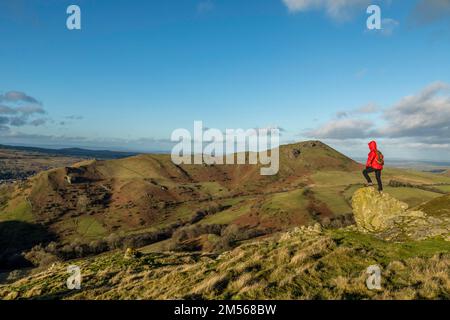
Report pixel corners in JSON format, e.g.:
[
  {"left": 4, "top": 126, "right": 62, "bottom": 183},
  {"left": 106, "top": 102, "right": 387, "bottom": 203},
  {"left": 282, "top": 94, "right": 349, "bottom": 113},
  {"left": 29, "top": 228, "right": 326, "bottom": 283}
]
[
  {"left": 1, "top": 163, "right": 450, "bottom": 299},
  {"left": 1, "top": 226, "right": 448, "bottom": 300},
  {"left": 1, "top": 141, "right": 450, "bottom": 270}
]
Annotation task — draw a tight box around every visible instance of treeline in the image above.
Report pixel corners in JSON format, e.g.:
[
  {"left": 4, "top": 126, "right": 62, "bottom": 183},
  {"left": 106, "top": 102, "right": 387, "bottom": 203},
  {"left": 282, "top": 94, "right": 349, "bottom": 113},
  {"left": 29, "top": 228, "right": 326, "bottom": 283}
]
[
  {"left": 25, "top": 223, "right": 180, "bottom": 266},
  {"left": 388, "top": 180, "right": 447, "bottom": 194}
]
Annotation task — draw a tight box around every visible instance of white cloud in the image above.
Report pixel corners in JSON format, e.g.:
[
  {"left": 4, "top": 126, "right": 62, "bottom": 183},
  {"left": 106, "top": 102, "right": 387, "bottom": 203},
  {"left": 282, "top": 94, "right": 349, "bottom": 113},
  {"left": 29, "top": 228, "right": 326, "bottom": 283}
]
[
  {"left": 381, "top": 18, "right": 400, "bottom": 35},
  {"left": 409, "top": 0, "right": 450, "bottom": 26},
  {"left": 305, "top": 118, "right": 374, "bottom": 139},
  {"left": 197, "top": 1, "right": 214, "bottom": 14},
  {"left": 0, "top": 91, "right": 41, "bottom": 105},
  {"left": 355, "top": 68, "right": 368, "bottom": 79},
  {"left": 365, "top": 18, "right": 400, "bottom": 36},
  {"left": 356, "top": 103, "right": 379, "bottom": 114},
  {"left": 335, "top": 103, "right": 380, "bottom": 119},
  {"left": 0, "top": 91, "right": 47, "bottom": 129},
  {"left": 380, "top": 82, "right": 450, "bottom": 139},
  {"left": 282, "top": 0, "right": 371, "bottom": 21}
]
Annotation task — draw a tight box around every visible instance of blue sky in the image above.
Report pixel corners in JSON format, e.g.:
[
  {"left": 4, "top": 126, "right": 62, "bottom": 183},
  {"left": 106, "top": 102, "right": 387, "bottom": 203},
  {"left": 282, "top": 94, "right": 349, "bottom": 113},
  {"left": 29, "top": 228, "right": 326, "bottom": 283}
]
[{"left": 1, "top": 0, "right": 450, "bottom": 160}]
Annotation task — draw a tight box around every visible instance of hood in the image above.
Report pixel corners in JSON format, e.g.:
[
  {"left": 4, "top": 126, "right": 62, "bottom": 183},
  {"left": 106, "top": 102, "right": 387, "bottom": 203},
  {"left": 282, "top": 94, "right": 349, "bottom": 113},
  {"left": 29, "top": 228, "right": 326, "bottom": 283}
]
[{"left": 368, "top": 140, "right": 377, "bottom": 151}]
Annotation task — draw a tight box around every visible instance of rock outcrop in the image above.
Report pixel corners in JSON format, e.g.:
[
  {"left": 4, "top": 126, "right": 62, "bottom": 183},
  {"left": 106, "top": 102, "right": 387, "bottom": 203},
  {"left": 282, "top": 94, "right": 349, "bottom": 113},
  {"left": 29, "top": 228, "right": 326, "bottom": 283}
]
[{"left": 352, "top": 187, "right": 450, "bottom": 241}]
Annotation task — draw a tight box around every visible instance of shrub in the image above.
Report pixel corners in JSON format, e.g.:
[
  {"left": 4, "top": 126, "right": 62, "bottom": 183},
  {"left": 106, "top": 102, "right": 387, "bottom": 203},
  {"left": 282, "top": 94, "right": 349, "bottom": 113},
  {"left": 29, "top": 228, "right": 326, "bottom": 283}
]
[
  {"left": 169, "top": 224, "right": 225, "bottom": 252},
  {"left": 23, "top": 245, "right": 59, "bottom": 268},
  {"left": 212, "top": 225, "right": 270, "bottom": 252}
]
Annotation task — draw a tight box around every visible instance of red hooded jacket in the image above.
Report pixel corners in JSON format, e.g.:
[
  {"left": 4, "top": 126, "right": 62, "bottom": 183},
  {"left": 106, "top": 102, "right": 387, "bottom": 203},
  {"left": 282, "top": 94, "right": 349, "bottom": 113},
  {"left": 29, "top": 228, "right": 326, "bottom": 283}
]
[{"left": 366, "top": 141, "right": 383, "bottom": 170}]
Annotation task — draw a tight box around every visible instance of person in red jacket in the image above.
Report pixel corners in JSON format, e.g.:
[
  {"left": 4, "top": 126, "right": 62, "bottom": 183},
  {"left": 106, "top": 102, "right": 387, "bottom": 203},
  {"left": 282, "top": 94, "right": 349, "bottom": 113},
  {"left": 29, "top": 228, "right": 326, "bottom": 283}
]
[{"left": 363, "top": 140, "right": 384, "bottom": 191}]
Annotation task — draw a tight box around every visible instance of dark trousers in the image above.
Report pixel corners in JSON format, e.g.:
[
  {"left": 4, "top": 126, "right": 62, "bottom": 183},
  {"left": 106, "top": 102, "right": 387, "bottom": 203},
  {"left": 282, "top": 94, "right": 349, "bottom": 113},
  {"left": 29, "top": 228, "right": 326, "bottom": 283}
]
[{"left": 363, "top": 167, "right": 383, "bottom": 191}]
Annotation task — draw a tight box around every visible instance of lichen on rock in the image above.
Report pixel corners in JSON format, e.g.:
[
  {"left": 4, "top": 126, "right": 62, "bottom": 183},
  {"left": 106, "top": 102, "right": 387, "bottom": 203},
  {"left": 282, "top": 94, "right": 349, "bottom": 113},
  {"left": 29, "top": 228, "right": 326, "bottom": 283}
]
[{"left": 351, "top": 187, "right": 450, "bottom": 241}]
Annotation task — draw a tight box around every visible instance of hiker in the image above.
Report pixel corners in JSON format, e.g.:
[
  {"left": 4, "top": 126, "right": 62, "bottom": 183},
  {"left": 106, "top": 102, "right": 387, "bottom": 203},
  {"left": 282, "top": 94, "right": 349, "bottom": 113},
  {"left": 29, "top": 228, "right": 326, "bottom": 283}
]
[{"left": 363, "top": 140, "right": 384, "bottom": 192}]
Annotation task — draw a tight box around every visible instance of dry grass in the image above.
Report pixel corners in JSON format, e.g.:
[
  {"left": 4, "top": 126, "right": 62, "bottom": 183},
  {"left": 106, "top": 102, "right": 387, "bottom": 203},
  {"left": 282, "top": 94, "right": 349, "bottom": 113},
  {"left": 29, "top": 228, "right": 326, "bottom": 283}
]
[{"left": 0, "top": 227, "right": 449, "bottom": 300}]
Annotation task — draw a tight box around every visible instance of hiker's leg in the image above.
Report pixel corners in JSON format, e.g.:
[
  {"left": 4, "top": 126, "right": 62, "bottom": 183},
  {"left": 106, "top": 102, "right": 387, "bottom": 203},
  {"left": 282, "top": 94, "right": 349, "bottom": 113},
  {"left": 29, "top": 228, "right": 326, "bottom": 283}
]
[
  {"left": 362, "top": 168, "right": 373, "bottom": 183},
  {"left": 375, "top": 170, "right": 383, "bottom": 191}
]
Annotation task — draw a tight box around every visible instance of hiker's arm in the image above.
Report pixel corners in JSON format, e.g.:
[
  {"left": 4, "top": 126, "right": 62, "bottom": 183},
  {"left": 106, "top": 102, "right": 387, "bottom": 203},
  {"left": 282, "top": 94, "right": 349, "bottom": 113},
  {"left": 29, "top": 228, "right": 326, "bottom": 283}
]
[{"left": 366, "top": 151, "right": 375, "bottom": 168}]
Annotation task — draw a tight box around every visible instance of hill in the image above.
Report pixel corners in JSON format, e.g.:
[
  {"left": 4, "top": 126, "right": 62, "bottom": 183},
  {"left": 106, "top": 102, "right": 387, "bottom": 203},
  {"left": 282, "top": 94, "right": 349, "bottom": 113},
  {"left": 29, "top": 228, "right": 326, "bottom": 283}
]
[
  {"left": 1, "top": 140, "right": 450, "bottom": 271},
  {"left": 1, "top": 141, "right": 359, "bottom": 234},
  {"left": 0, "top": 145, "right": 139, "bottom": 186},
  {"left": 0, "top": 144, "right": 138, "bottom": 160}
]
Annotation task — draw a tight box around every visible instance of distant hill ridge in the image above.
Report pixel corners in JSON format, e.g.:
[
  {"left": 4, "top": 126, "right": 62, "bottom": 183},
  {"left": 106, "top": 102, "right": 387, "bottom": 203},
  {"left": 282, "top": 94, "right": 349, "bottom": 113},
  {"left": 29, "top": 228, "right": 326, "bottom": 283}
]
[{"left": 0, "top": 144, "right": 139, "bottom": 159}]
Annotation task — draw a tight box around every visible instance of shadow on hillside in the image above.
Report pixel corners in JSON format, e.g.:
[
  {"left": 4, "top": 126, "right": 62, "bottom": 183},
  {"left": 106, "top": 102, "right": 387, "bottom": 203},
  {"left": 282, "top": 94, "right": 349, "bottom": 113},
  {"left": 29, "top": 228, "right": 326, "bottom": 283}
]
[{"left": 0, "top": 220, "right": 56, "bottom": 270}]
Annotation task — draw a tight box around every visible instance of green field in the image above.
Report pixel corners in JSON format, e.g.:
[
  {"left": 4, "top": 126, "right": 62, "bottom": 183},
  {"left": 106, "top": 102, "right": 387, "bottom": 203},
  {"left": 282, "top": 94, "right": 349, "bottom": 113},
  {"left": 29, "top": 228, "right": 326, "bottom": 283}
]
[
  {"left": 383, "top": 187, "right": 443, "bottom": 208},
  {"left": 0, "top": 199, "right": 33, "bottom": 222},
  {"left": 261, "top": 189, "right": 308, "bottom": 215},
  {"left": 433, "top": 185, "right": 450, "bottom": 193},
  {"left": 312, "top": 186, "right": 352, "bottom": 215},
  {"left": 57, "top": 216, "right": 107, "bottom": 242},
  {"left": 201, "top": 200, "right": 252, "bottom": 225},
  {"left": 311, "top": 171, "right": 362, "bottom": 186}
]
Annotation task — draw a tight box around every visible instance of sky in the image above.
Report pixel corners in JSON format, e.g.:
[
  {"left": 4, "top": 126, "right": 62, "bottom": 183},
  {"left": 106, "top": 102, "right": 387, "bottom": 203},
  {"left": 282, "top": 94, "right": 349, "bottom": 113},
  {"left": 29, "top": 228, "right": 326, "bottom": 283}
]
[{"left": 1, "top": 0, "right": 450, "bottom": 161}]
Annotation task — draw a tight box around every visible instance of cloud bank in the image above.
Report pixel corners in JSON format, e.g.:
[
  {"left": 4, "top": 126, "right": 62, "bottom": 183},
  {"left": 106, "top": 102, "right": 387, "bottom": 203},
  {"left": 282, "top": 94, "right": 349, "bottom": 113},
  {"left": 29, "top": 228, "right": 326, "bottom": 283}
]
[
  {"left": 0, "top": 91, "right": 47, "bottom": 131},
  {"left": 282, "top": 0, "right": 371, "bottom": 21},
  {"left": 305, "top": 82, "right": 450, "bottom": 150},
  {"left": 409, "top": 0, "right": 450, "bottom": 26}
]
